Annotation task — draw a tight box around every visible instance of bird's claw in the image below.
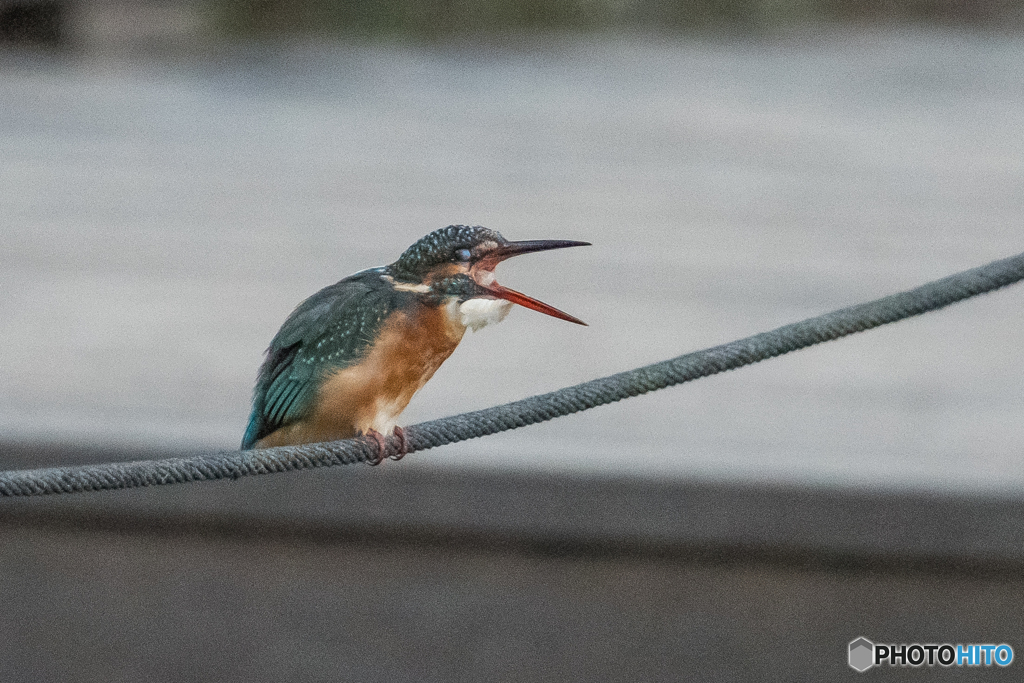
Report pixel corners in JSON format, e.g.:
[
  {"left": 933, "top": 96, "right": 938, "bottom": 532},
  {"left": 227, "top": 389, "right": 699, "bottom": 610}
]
[
  {"left": 389, "top": 426, "right": 408, "bottom": 461},
  {"left": 364, "top": 427, "right": 408, "bottom": 465},
  {"left": 364, "top": 429, "right": 386, "bottom": 466}
]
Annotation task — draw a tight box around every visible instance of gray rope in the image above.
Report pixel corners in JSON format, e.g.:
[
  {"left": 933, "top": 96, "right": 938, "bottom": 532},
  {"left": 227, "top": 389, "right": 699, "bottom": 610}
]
[{"left": 3, "top": 251, "right": 1023, "bottom": 496}]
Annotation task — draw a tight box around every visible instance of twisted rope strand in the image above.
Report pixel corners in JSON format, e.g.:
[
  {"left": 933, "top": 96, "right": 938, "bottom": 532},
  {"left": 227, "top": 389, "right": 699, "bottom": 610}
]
[{"left": 2, "top": 251, "right": 1023, "bottom": 496}]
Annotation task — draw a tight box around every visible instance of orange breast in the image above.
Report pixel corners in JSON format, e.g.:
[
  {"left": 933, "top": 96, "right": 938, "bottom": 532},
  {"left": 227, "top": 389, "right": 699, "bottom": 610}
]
[{"left": 256, "top": 303, "right": 465, "bottom": 448}]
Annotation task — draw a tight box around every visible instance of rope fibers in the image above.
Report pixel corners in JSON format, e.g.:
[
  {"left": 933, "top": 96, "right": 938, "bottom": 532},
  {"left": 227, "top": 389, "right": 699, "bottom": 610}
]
[{"left": 2, "top": 251, "right": 1023, "bottom": 496}]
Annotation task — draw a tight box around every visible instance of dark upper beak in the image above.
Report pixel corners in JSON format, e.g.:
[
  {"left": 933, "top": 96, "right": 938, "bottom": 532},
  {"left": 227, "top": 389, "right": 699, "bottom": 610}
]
[
  {"left": 483, "top": 239, "right": 592, "bottom": 264},
  {"left": 475, "top": 239, "right": 590, "bottom": 326}
]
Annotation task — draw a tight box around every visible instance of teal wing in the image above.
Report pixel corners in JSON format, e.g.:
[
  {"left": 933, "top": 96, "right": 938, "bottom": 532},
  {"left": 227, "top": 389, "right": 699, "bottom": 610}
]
[{"left": 242, "top": 269, "right": 399, "bottom": 449}]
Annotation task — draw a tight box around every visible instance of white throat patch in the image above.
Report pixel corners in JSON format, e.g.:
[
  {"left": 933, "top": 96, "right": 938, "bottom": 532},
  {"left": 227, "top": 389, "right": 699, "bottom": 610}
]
[{"left": 448, "top": 298, "right": 513, "bottom": 332}]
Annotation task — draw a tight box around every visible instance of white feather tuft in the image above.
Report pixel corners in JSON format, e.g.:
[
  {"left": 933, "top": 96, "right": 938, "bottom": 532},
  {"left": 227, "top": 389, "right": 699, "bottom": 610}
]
[{"left": 455, "top": 298, "right": 512, "bottom": 332}]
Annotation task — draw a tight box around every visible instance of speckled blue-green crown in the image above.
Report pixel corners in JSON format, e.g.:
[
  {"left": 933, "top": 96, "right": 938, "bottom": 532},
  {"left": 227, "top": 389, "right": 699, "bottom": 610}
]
[{"left": 390, "top": 225, "right": 505, "bottom": 279}]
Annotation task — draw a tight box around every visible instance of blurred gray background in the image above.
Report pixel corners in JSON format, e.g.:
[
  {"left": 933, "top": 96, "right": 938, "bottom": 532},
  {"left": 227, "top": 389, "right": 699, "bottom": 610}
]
[{"left": 1, "top": 1, "right": 1023, "bottom": 681}]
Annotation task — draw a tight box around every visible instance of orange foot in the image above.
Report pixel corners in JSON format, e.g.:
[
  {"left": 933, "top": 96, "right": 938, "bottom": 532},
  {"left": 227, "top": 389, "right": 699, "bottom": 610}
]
[
  {"left": 364, "top": 427, "right": 409, "bottom": 466},
  {"left": 365, "top": 429, "right": 387, "bottom": 466},
  {"left": 389, "top": 426, "right": 408, "bottom": 462}
]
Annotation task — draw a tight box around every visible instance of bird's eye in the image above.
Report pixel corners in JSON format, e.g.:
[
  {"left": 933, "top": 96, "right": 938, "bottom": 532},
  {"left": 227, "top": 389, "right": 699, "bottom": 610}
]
[{"left": 455, "top": 248, "right": 472, "bottom": 262}]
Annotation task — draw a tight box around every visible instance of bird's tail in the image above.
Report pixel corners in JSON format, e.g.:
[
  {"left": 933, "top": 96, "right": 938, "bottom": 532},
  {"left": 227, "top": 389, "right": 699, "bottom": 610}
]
[{"left": 241, "top": 406, "right": 261, "bottom": 450}]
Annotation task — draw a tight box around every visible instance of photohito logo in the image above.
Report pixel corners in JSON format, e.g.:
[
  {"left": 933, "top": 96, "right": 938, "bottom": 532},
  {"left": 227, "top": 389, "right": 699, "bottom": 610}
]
[{"left": 848, "top": 637, "right": 1013, "bottom": 672}]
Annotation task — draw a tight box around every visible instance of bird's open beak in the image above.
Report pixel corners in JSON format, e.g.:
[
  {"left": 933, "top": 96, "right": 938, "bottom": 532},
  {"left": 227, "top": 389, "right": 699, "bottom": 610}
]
[{"left": 474, "top": 239, "right": 590, "bottom": 326}]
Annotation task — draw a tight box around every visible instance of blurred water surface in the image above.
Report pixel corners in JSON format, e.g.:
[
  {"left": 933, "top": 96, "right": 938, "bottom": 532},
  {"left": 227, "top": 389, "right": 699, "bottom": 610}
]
[{"left": 1, "top": 29, "right": 1022, "bottom": 491}]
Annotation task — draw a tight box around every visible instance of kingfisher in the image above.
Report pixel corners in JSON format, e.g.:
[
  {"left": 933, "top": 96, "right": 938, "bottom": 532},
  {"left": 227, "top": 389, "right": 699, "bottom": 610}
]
[{"left": 242, "top": 225, "right": 589, "bottom": 458}]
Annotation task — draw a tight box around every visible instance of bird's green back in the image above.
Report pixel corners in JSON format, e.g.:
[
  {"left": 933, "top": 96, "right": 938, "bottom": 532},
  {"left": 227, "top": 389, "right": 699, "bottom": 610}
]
[{"left": 242, "top": 268, "right": 403, "bottom": 449}]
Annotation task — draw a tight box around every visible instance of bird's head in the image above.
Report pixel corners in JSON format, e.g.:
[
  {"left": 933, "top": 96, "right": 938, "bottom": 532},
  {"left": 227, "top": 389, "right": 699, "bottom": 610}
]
[{"left": 387, "top": 225, "right": 589, "bottom": 327}]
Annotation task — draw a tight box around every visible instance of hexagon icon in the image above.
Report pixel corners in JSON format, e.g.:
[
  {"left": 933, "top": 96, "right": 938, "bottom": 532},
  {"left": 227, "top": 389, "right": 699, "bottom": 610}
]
[{"left": 849, "top": 637, "right": 874, "bottom": 672}]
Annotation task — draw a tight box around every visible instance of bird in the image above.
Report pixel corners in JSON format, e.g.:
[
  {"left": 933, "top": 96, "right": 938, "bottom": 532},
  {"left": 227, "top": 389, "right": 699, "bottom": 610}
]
[{"left": 242, "top": 225, "right": 589, "bottom": 459}]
